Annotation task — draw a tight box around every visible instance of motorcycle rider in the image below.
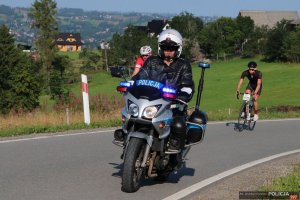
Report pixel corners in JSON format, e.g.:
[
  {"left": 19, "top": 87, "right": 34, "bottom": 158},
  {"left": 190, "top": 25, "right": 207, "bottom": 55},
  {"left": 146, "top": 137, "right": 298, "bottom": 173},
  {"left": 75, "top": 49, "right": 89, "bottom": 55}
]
[{"left": 133, "top": 29, "right": 195, "bottom": 152}]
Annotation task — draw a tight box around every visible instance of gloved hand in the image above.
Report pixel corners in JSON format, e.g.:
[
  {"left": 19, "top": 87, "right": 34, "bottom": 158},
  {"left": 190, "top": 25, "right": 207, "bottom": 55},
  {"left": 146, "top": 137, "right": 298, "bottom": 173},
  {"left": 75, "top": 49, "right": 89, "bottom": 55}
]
[
  {"left": 177, "top": 91, "right": 190, "bottom": 103},
  {"left": 177, "top": 87, "right": 193, "bottom": 102}
]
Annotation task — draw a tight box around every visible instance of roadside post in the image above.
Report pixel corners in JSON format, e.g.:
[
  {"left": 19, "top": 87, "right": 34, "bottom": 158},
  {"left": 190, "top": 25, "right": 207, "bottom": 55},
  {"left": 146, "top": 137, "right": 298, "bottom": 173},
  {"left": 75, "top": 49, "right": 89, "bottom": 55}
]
[{"left": 81, "top": 74, "right": 90, "bottom": 125}]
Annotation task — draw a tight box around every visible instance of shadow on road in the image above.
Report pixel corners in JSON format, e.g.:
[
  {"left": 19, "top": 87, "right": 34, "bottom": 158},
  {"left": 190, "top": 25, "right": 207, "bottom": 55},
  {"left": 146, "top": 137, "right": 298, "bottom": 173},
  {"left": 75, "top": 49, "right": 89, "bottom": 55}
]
[
  {"left": 226, "top": 121, "right": 254, "bottom": 132},
  {"left": 109, "top": 162, "right": 195, "bottom": 189}
]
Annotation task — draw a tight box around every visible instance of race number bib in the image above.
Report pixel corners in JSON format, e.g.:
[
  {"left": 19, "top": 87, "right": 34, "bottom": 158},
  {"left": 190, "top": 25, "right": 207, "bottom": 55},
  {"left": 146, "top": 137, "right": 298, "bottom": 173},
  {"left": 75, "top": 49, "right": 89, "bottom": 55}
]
[{"left": 242, "top": 93, "right": 251, "bottom": 101}]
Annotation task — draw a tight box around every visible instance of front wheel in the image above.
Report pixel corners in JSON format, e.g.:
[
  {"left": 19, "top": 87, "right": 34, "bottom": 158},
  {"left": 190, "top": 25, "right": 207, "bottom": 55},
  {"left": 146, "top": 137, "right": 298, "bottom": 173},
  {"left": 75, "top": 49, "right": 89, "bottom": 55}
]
[
  {"left": 237, "top": 101, "right": 247, "bottom": 131},
  {"left": 248, "top": 103, "right": 256, "bottom": 131},
  {"left": 122, "top": 137, "right": 146, "bottom": 193}
]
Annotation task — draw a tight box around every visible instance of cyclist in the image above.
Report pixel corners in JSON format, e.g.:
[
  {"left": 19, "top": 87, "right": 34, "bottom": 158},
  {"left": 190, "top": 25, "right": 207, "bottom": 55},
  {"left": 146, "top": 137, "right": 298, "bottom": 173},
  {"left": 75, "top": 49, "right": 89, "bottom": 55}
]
[
  {"left": 131, "top": 45, "right": 152, "bottom": 77},
  {"left": 236, "top": 61, "right": 262, "bottom": 121}
]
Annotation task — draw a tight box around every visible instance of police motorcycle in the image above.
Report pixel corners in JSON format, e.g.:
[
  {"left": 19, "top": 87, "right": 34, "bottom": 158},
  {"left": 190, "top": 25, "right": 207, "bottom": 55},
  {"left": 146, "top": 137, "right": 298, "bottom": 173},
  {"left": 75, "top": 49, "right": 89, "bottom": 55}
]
[{"left": 113, "top": 62, "right": 210, "bottom": 193}]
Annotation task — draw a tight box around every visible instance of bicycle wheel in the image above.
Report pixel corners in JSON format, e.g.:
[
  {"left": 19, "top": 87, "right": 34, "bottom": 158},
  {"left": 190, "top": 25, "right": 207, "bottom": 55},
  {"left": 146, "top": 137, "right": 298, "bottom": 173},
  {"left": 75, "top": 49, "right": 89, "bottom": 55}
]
[
  {"left": 248, "top": 102, "right": 256, "bottom": 131},
  {"left": 237, "top": 101, "right": 247, "bottom": 131}
]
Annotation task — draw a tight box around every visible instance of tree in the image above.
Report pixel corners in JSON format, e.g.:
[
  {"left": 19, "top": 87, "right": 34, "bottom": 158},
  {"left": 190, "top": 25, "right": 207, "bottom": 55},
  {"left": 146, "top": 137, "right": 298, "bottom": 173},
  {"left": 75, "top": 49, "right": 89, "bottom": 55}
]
[
  {"left": 199, "top": 17, "right": 238, "bottom": 60},
  {"left": 0, "top": 25, "right": 40, "bottom": 114},
  {"left": 50, "top": 55, "right": 71, "bottom": 98},
  {"left": 235, "top": 16, "right": 255, "bottom": 55},
  {"left": 242, "top": 26, "right": 268, "bottom": 57},
  {"left": 263, "top": 20, "right": 290, "bottom": 62},
  {"left": 170, "top": 12, "right": 204, "bottom": 61},
  {"left": 108, "top": 25, "right": 156, "bottom": 67},
  {"left": 170, "top": 12, "right": 203, "bottom": 40},
  {"left": 28, "top": 0, "right": 59, "bottom": 94},
  {"left": 283, "top": 26, "right": 300, "bottom": 63}
]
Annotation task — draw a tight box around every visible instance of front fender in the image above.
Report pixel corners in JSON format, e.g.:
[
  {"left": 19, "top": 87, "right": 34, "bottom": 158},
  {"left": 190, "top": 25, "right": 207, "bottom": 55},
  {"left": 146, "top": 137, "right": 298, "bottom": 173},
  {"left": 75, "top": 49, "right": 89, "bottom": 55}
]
[{"left": 126, "top": 131, "right": 153, "bottom": 146}]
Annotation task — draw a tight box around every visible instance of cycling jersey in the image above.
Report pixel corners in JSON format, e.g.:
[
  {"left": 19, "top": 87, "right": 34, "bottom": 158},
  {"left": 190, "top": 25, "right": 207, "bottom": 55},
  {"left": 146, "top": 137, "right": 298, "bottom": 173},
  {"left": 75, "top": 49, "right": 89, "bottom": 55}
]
[
  {"left": 241, "top": 70, "right": 263, "bottom": 95},
  {"left": 135, "top": 56, "right": 144, "bottom": 69}
]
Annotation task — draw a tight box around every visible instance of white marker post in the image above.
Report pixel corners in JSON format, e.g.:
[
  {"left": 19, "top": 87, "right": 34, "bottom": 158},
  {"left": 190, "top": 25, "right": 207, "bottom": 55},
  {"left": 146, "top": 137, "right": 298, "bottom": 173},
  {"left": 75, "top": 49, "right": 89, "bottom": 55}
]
[{"left": 81, "top": 74, "right": 90, "bottom": 125}]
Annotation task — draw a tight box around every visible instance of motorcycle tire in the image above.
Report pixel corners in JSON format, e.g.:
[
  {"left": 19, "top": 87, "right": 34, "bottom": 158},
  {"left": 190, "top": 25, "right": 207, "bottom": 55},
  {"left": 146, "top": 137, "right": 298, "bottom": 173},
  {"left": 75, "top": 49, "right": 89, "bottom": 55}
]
[{"left": 122, "top": 137, "right": 146, "bottom": 193}]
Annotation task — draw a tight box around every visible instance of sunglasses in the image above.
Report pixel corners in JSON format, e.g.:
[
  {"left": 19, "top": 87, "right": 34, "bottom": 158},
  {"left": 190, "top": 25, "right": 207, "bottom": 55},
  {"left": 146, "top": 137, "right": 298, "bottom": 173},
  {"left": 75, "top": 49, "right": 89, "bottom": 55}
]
[
  {"left": 160, "top": 45, "right": 178, "bottom": 51},
  {"left": 249, "top": 68, "right": 256, "bottom": 71}
]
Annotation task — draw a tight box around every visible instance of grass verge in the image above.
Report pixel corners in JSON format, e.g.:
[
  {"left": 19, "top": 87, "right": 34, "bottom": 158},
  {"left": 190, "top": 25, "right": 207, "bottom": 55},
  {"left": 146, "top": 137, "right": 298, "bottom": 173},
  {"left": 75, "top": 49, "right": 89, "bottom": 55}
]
[{"left": 261, "top": 164, "right": 300, "bottom": 191}]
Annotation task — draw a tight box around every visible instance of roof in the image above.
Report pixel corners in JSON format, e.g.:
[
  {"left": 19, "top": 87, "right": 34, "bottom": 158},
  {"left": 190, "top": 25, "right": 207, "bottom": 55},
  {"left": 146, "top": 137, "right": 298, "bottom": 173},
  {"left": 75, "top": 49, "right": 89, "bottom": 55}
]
[
  {"left": 56, "top": 33, "right": 83, "bottom": 45},
  {"left": 239, "top": 10, "right": 300, "bottom": 28},
  {"left": 291, "top": 19, "right": 300, "bottom": 25},
  {"left": 147, "top": 20, "right": 169, "bottom": 35}
]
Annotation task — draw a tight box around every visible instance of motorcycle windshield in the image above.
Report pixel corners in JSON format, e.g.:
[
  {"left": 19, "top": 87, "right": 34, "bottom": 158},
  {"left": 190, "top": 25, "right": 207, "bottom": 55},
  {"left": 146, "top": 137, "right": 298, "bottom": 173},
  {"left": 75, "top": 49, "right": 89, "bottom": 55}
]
[{"left": 128, "top": 80, "right": 164, "bottom": 101}]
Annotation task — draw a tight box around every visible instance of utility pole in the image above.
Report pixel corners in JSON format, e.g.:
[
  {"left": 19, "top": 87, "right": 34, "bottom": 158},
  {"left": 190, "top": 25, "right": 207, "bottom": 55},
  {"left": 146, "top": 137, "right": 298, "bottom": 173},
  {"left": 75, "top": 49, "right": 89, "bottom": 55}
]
[{"left": 101, "top": 41, "right": 109, "bottom": 72}]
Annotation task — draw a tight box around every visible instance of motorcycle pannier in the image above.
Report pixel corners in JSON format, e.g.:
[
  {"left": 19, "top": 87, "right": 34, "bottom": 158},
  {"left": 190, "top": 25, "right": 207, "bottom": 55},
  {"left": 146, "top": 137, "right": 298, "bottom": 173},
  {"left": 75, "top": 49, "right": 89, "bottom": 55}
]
[{"left": 186, "top": 110, "right": 208, "bottom": 144}]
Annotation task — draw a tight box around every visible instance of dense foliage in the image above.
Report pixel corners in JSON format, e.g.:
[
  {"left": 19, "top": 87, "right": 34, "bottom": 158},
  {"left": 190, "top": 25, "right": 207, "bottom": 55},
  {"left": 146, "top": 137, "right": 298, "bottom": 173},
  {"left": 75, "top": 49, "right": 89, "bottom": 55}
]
[
  {"left": 1, "top": 8, "right": 300, "bottom": 115},
  {"left": 106, "top": 13, "right": 300, "bottom": 64},
  {"left": 0, "top": 25, "right": 40, "bottom": 114}
]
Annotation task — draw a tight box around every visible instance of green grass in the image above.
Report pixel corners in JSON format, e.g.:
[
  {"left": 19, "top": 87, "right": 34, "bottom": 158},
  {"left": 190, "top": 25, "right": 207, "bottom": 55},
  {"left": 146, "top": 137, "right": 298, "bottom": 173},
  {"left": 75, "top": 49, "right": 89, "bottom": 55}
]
[
  {"left": 261, "top": 164, "right": 300, "bottom": 191},
  {"left": 68, "top": 57, "right": 300, "bottom": 117},
  {"left": 58, "top": 51, "right": 80, "bottom": 59},
  {"left": 189, "top": 58, "right": 300, "bottom": 117},
  {"left": 2, "top": 57, "right": 299, "bottom": 137}
]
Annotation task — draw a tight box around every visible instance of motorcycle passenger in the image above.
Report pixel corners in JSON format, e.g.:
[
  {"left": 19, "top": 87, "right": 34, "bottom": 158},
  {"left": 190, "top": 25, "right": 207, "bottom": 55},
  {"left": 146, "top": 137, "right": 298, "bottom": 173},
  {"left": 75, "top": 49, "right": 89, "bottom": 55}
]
[
  {"left": 133, "top": 29, "right": 195, "bottom": 152},
  {"left": 131, "top": 45, "right": 152, "bottom": 78},
  {"left": 236, "top": 61, "right": 262, "bottom": 121}
]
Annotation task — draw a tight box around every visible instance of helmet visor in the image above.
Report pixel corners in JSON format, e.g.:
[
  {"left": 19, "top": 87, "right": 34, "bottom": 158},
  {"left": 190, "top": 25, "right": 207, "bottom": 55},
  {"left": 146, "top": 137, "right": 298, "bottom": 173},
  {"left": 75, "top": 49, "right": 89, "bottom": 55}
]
[{"left": 160, "top": 44, "right": 179, "bottom": 51}]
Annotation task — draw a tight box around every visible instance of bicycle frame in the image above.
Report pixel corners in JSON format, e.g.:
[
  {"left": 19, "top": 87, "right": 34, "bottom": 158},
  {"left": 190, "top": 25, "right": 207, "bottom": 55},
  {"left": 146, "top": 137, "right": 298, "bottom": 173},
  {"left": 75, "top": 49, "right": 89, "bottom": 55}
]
[{"left": 236, "top": 92, "right": 256, "bottom": 131}]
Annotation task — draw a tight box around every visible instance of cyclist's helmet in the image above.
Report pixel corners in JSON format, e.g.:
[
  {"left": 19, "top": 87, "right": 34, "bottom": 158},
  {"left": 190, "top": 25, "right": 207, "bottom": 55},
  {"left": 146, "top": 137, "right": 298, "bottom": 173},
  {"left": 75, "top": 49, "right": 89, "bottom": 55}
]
[
  {"left": 247, "top": 61, "right": 257, "bottom": 69},
  {"left": 140, "top": 46, "right": 152, "bottom": 56},
  {"left": 158, "top": 29, "right": 183, "bottom": 58}
]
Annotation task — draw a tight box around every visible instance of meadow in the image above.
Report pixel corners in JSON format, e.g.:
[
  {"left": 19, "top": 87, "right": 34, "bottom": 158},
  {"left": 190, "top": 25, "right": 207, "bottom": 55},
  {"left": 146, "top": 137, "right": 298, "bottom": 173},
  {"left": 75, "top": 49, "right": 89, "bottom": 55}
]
[{"left": 0, "top": 57, "right": 299, "bottom": 136}]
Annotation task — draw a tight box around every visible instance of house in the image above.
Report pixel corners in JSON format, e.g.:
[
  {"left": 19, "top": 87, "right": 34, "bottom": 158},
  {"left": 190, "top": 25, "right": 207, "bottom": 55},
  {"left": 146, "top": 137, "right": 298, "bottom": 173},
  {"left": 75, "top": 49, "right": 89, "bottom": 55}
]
[
  {"left": 239, "top": 10, "right": 300, "bottom": 28},
  {"left": 134, "top": 19, "right": 170, "bottom": 37},
  {"left": 16, "top": 42, "right": 32, "bottom": 52},
  {"left": 146, "top": 20, "right": 170, "bottom": 37},
  {"left": 55, "top": 33, "right": 83, "bottom": 52}
]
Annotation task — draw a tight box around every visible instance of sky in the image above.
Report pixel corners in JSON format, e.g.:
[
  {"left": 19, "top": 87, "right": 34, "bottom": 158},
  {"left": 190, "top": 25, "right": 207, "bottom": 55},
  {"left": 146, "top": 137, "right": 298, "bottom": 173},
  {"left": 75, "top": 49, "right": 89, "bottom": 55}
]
[{"left": 1, "top": 0, "right": 300, "bottom": 17}]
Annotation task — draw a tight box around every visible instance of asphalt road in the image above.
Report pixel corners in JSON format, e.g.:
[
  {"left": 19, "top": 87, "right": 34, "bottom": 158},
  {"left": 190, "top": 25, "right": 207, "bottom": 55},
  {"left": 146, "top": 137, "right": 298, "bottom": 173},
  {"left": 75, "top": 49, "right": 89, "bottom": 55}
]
[{"left": 0, "top": 119, "right": 299, "bottom": 200}]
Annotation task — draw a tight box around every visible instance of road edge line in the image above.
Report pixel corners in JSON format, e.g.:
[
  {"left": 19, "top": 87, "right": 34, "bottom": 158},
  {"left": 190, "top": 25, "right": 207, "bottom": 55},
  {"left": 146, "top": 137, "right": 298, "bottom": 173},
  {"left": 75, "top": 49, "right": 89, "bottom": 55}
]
[{"left": 162, "top": 149, "right": 300, "bottom": 200}]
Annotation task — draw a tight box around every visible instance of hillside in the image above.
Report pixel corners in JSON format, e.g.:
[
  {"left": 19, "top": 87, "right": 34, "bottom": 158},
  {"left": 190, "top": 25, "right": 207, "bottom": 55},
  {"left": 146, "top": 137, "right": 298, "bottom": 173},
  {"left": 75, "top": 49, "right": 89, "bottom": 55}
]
[
  {"left": 0, "top": 4, "right": 172, "bottom": 48},
  {"left": 0, "top": 4, "right": 219, "bottom": 48}
]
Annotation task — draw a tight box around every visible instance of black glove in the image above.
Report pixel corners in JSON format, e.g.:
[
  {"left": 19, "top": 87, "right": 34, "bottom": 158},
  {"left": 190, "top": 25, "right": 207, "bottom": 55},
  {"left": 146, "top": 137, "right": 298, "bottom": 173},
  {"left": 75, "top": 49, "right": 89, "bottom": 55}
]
[{"left": 177, "top": 91, "right": 190, "bottom": 103}]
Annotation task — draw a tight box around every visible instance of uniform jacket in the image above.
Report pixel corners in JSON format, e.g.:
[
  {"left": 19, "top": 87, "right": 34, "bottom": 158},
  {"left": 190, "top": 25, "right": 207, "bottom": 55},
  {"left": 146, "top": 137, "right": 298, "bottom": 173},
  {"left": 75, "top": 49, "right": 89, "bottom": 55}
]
[{"left": 132, "top": 56, "right": 195, "bottom": 102}]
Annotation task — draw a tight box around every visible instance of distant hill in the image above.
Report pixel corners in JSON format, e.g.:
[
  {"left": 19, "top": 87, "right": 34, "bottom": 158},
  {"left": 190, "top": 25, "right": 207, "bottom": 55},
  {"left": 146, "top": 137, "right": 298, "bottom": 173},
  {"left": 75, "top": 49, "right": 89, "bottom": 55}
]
[{"left": 0, "top": 4, "right": 218, "bottom": 48}]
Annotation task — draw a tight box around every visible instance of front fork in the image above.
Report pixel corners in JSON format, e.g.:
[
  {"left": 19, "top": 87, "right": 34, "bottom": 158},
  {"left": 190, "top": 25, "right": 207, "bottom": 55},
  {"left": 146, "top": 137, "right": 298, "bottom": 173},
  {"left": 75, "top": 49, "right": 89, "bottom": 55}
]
[
  {"left": 245, "top": 101, "right": 250, "bottom": 120},
  {"left": 123, "top": 129, "right": 154, "bottom": 168}
]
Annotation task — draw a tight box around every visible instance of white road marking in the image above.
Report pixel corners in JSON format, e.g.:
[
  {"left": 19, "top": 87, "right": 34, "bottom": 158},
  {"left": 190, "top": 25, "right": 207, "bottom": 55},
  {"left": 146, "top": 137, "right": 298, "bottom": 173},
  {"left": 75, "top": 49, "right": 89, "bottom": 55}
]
[
  {"left": 0, "top": 118, "right": 299, "bottom": 198},
  {"left": 162, "top": 149, "right": 300, "bottom": 200},
  {"left": 0, "top": 118, "right": 299, "bottom": 144},
  {"left": 0, "top": 130, "right": 114, "bottom": 144}
]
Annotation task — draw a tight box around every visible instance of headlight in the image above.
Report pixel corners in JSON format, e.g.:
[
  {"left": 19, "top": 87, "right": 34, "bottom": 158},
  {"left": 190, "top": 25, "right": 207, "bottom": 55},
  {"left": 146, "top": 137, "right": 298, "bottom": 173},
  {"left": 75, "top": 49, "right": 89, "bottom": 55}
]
[
  {"left": 143, "top": 106, "right": 158, "bottom": 119},
  {"left": 128, "top": 103, "right": 139, "bottom": 117}
]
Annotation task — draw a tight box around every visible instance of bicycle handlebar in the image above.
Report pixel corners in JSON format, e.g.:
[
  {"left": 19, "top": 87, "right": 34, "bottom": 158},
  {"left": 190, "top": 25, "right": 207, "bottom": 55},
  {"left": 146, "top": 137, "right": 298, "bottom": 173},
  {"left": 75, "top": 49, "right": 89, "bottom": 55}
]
[{"left": 236, "top": 92, "right": 254, "bottom": 100}]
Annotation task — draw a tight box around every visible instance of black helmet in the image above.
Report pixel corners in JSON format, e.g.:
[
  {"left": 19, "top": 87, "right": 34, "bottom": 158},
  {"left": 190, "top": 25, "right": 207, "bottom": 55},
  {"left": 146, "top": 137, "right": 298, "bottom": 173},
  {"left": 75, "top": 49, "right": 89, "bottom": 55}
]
[{"left": 247, "top": 61, "right": 257, "bottom": 68}]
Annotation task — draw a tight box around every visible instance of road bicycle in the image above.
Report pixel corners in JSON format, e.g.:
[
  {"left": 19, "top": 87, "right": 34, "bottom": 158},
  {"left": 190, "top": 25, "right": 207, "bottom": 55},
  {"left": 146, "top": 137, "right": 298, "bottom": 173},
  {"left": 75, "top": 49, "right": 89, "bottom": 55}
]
[{"left": 236, "top": 92, "right": 256, "bottom": 131}]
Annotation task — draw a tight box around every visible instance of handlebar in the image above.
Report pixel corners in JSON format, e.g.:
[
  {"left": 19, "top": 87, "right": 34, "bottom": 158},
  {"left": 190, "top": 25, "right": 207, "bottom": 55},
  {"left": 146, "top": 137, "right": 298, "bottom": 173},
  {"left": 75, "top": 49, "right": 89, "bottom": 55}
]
[{"left": 236, "top": 92, "right": 254, "bottom": 100}]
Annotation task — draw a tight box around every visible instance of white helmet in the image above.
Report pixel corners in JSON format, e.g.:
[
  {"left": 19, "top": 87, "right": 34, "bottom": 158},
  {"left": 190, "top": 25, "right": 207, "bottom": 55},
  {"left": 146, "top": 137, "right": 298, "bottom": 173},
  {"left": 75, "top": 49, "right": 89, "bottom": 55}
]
[
  {"left": 140, "top": 45, "right": 152, "bottom": 55},
  {"left": 158, "top": 29, "right": 183, "bottom": 58}
]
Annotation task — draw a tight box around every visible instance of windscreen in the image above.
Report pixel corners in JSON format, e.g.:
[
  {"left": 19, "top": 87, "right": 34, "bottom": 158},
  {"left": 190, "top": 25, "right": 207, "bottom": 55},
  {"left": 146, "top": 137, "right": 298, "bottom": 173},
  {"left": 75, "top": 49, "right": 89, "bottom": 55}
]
[{"left": 128, "top": 80, "right": 164, "bottom": 101}]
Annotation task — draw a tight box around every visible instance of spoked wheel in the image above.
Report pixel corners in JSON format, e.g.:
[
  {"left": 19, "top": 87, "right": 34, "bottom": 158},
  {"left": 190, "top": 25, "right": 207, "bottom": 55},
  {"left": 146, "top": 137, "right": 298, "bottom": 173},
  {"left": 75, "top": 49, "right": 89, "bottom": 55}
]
[
  {"left": 236, "top": 102, "right": 247, "bottom": 131},
  {"left": 248, "top": 105, "right": 256, "bottom": 131},
  {"left": 122, "top": 137, "right": 146, "bottom": 193}
]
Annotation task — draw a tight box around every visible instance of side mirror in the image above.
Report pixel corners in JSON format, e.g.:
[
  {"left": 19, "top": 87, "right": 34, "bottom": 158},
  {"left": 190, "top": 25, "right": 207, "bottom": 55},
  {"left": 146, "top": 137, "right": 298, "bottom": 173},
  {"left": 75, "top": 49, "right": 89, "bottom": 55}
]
[{"left": 198, "top": 62, "right": 210, "bottom": 69}]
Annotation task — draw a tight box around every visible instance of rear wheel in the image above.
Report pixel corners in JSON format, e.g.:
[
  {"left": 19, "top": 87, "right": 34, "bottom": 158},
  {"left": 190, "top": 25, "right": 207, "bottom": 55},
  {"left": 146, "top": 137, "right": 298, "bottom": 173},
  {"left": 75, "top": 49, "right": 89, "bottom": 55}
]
[
  {"left": 237, "top": 101, "right": 247, "bottom": 131},
  {"left": 122, "top": 138, "right": 146, "bottom": 193}
]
